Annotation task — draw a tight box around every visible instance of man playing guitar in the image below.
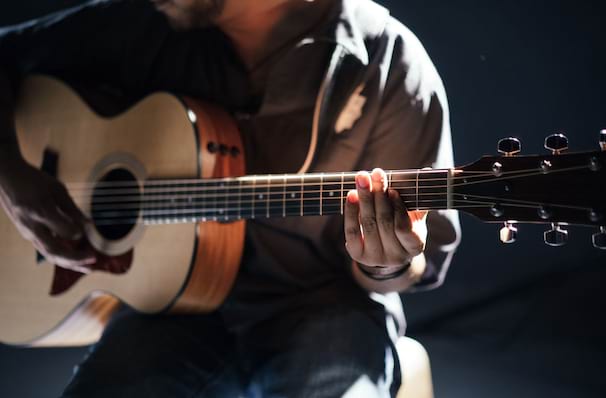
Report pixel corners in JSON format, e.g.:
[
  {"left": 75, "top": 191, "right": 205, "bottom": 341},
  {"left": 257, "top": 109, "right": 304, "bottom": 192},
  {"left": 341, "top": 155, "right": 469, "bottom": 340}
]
[{"left": 0, "top": 0, "right": 459, "bottom": 396}]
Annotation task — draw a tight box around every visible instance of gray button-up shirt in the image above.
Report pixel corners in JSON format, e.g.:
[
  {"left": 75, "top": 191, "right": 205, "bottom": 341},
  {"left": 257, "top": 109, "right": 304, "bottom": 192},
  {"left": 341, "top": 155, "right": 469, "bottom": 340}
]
[{"left": 0, "top": 0, "right": 460, "bottom": 333}]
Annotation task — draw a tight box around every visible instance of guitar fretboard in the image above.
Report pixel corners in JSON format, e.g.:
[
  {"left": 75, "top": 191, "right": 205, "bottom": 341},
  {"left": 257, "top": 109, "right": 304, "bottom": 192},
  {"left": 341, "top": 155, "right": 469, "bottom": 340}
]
[{"left": 135, "top": 170, "right": 452, "bottom": 225}]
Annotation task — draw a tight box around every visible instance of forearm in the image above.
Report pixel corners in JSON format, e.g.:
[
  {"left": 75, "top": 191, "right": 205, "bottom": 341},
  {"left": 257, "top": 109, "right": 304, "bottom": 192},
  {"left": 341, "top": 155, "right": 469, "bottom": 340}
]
[{"left": 351, "top": 253, "right": 426, "bottom": 294}]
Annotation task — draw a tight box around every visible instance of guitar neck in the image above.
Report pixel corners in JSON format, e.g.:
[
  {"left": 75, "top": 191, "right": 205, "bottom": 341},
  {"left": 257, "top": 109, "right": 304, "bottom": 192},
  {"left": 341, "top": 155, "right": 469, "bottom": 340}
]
[{"left": 135, "top": 169, "right": 453, "bottom": 225}]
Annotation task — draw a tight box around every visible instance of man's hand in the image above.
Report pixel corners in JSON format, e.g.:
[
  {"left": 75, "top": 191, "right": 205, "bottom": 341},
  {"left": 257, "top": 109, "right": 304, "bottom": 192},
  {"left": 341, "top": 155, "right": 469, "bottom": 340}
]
[
  {"left": 344, "top": 168, "right": 427, "bottom": 291},
  {"left": 0, "top": 156, "right": 96, "bottom": 273}
]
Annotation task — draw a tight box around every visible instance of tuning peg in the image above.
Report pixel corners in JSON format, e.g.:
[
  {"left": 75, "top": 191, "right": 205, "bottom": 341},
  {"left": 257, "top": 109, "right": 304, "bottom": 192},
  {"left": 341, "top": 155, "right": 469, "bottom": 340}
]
[
  {"left": 499, "top": 222, "right": 518, "bottom": 244},
  {"left": 600, "top": 129, "right": 606, "bottom": 151},
  {"left": 498, "top": 137, "right": 521, "bottom": 157},
  {"left": 592, "top": 227, "right": 606, "bottom": 250},
  {"left": 544, "top": 133, "right": 568, "bottom": 155},
  {"left": 544, "top": 223, "right": 568, "bottom": 247}
]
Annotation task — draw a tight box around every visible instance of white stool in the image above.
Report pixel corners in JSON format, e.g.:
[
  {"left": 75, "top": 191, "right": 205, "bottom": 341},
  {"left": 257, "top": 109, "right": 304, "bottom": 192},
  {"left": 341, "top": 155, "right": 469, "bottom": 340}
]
[{"left": 396, "top": 337, "right": 434, "bottom": 398}]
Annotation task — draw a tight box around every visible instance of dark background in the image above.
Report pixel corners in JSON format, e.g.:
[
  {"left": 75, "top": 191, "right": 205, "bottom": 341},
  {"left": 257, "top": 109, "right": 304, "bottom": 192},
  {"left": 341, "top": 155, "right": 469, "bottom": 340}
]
[{"left": 1, "top": 0, "right": 605, "bottom": 397}]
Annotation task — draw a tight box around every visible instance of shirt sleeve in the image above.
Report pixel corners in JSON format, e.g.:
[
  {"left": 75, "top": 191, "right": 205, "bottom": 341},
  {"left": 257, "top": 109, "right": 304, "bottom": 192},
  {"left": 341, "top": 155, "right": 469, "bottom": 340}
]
[{"left": 356, "top": 19, "right": 461, "bottom": 291}]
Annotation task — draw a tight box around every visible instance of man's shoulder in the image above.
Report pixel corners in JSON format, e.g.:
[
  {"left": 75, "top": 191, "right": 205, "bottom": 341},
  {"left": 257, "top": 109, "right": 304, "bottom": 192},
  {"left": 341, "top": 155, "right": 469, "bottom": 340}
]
[
  {"left": 380, "top": 7, "right": 444, "bottom": 100},
  {"left": 347, "top": 1, "right": 446, "bottom": 114},
  {"left": 347, "top": 0, "right": 440, "bottom": 78}
]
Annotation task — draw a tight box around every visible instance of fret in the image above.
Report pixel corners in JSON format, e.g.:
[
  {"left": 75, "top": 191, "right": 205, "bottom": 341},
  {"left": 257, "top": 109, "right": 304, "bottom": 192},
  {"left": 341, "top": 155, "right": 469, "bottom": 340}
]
[
  {"left": 389, "top": 171, "right": 416, "bottom": 209},
  {"left": 300, "top": 175, "right": 304, "bottom": 217},
  {"left": 415, "top": 170, "right": 420, "bottom": 210},
  {"left": 209, "top": 180, "right": 219, "bottom": 221},
  {"left": 319, "top": 173, "right": 323, "bottom": 216},
  {"left": 140, "top": 168, "right": 451, "bottom": 224},
  {"left": 284, "top": 177, "right": 302, "bottom": 217},
  {"left": 224, "top": 179, "right": 240, "bottom": 221},
  {"left": 264, "top": 177, "right": 271, "bottom": 218},
  {"left": 340, "top": 172, "right": 345, "bottom": 215},
  {"left": 268, "top": 177, "right": 285, "bottom": 218},
  {"left": 186, "top": 181, "right": 200, "bottom": 222},
  {"left": 417, "top": 170, "right": 449, "bottom": 210},
  {"left": 251, "top": 177, "right": 272, "bottom": 219},
  {"left": 322, "top": 175, "right": 345, "bottom": 216},
  {"left": 185, "top": 181, "right": 205, "bottom": 222},
  {"left": 189, "top": 181, "right": 205, "bottom": 222},
  {"left": 238, "top": 178, "right": 242, "bottom": 219},
  {"left": 176, "top": 181, "right": 197, "bottom": 222},
  {"left": 391, "top": 170, "right": 449, "bottom": 210},
  {"left": 252, "top": 178, "right": 256, "bottom": 219},
  {"left": 240, "top": 179, "right": 255, "bottom": 219},
  {"left": 141, "top": 181, "right": 160, "bottom": 223},
  {"left": 282, "top": 174, "right": 287, "bottom": 218},
  {"left": 218, "top": 180, "right": 227, "bottom": 221},
  {"left": 303, "top": 175, "right": 321, "bottom": 216}
]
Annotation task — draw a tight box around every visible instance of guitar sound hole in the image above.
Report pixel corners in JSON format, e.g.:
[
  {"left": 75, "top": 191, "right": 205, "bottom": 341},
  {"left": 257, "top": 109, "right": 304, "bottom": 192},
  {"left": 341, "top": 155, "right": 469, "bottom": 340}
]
[{"left": 91, "top": 168, "right": 140, "bottom": 241}]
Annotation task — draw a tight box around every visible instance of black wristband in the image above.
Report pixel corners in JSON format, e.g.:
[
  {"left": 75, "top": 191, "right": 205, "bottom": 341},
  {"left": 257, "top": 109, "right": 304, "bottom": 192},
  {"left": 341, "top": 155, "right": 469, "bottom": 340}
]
[{"left": 356, "top": 262, "right": 410, "bottom": 281}]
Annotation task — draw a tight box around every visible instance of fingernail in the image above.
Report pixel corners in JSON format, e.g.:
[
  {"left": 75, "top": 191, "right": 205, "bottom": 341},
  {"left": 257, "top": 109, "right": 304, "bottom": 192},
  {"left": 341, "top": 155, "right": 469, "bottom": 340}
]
[
  {"left": 371, "top": 169, "right": 383, "bottom": 182},
  {"left": 356, "top": 174, "right": 369, "bottom": 189},
  {"left": 347, "top": 190, "right": 358, "bottom": 203}
]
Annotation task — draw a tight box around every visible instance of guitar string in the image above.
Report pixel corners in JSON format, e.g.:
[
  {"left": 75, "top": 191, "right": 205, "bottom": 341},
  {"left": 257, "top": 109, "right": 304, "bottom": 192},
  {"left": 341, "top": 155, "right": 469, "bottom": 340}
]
[
  {"left": 83, "top": 192, "right": 598, "bottom": 222},
  {"left": 88, "top": 192, "right": 593, "bottom": 222},
  {"left": 66, "top": 156, "right": 593, "bottom": 190},
  {"left": 90, "top": 197, "right": 465, "bottom": 218},
  {"left": 64, "top": 164, "right": 543, "bottom": 195},
  {"left": 91, "top": 201, "right": 498, "bottom": 226},
  {"left": 67, "top": 165, "right": 591, "bottom": 212},
  {"left": 64, "top": 174, "right": 467, "bottom": 196},
  {"left": 63, "top": 168, "right": 493, "bottom": 189},
  {"left": 86, "top": 189, "right": 449, "bottom": 208},
  {"left": 62, "top": 167, "right": 512, "bottom": 196},
  {"left": 65, "top": 164, "right": 590, "bottom": 201}
]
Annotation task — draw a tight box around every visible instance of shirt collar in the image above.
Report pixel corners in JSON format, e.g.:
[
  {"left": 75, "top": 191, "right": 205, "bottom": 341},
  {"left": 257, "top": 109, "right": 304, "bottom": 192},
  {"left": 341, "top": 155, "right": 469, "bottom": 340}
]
[
  {"left": 327, "top": 0, "right": 370, "bottom": 65},
  {"left": 315, "top": 0, "right": 390, "bottom": 66}
]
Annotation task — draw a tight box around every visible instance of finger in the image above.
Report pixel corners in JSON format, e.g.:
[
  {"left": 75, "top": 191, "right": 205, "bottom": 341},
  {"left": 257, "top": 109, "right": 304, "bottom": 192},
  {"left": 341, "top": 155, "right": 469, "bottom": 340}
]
[
  {"left": 31, "top": 224, "right": 96, "bottom": 272},
  {"left": 372, "top": 170, "right": 407, "bottom": 264},
  {"left": 389, "top": 189, "right": 425, "bottom": 257},
  {"left": 356, "top": 171, "right": 382, "bottom": 261},
  {"left": 344, "top": 190, "right": 363, "bottom": 260}
]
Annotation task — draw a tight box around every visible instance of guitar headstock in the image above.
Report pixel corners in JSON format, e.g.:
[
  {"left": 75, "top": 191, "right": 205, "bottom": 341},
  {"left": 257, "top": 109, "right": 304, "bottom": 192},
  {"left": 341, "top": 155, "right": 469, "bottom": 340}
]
[{"left": 454, "top": 132, "right": 606, "bottom": 249}]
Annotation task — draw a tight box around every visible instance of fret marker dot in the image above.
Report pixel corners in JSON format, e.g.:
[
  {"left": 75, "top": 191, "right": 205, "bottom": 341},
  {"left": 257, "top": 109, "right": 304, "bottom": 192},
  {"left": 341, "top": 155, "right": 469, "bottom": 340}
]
[
  {"left": 291, "top": 193, "right": 296, "bottom": 198},
  {"left": 329, "top": 191, "right": 334, "bottom": 197},
  {"left": 258, "top": 194, "right": 264, "bottom": 199}
]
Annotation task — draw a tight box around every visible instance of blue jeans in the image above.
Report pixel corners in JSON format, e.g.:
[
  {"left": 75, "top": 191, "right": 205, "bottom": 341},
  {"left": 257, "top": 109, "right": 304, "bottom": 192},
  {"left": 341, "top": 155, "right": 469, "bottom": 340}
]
[{"left": 61, "top": 299, "right": 401, "bottom": 397}]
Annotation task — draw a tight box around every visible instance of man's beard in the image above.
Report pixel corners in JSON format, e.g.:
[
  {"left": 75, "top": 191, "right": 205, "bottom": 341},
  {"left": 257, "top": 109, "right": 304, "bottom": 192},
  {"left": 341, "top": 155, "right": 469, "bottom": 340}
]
[{"left": 152, "top": 0, "right": 226, "bottom": 31}]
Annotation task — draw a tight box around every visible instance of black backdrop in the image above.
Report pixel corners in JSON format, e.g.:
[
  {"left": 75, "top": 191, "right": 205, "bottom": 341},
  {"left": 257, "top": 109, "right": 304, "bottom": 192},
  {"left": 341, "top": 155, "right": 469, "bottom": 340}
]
[{"left": 1, "top": 1, "right": 605, "bottom": 397}]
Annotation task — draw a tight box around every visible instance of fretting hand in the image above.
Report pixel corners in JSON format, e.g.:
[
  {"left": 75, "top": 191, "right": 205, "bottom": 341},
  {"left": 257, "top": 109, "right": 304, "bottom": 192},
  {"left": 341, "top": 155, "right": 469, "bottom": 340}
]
[{"left": 344, "top": 168, "right": 427, "bottom": 289}]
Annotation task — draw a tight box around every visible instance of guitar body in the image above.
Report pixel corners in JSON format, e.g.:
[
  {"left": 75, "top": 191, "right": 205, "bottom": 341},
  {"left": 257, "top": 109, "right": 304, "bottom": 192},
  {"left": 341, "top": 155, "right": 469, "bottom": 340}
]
[{"left": 0, "top": 76, "right": 245, "bottom": 346}]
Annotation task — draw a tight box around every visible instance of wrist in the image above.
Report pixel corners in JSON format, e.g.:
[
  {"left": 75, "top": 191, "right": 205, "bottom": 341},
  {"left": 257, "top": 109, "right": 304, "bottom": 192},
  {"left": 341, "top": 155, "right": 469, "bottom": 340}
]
[{"left": 355, "top": 261, "right": 410, "bottom": 281}]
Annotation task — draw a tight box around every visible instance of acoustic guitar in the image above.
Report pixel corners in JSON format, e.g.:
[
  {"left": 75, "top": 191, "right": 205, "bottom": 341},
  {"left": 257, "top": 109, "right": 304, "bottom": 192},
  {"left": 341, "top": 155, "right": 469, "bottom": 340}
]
[{"left": 1, "top": 76, "right": 605, "bottom": 347}]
